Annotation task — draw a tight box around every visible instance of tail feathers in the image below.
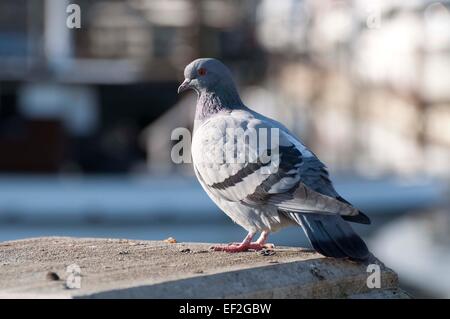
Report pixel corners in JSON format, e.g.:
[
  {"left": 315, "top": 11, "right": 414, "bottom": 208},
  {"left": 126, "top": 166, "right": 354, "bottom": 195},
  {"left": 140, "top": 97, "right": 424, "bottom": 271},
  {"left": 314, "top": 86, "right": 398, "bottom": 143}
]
[
  {"left": 336, "top": 196, "right": 371, "bottom": 225},
  {"left": 287, "top": 212, "right": 370, "bottom": 260},
  {"left": 342, "top": 211, "right": 371, "bottom": 225}
]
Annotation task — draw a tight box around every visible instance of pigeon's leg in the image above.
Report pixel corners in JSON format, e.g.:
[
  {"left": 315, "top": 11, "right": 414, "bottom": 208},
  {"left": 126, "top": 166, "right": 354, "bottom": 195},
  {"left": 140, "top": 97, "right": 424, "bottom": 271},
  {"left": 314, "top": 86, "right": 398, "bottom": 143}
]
[
  {"left": 228, "top": 231, "right": 273, "bottom": 249},
  {"left": 259, "top": 231, "right": 273, "bottom": 246},
  {"left": 212, "top": 231, "right": 274, "bottom": 252},
  {"left": 211, "top": 232, "right": 257, "bottom": 252},
  {"left": 247, "top": 231, "right": 274, "bottom": 250}
]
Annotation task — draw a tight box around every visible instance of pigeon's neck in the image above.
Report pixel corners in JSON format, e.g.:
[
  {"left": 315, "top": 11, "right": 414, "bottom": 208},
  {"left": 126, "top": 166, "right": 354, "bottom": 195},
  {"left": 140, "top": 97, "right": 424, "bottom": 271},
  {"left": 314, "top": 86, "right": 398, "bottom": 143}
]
[{"left": 195, "top": 86, "right": 245, "bottom": 121}]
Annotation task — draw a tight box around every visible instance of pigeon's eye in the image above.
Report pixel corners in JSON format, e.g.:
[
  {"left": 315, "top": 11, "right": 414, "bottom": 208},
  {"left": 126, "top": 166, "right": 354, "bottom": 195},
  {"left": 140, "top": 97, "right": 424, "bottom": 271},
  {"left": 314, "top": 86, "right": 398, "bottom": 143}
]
[{"left": 198, "top": 68, "right": 207, "bottom": 76}]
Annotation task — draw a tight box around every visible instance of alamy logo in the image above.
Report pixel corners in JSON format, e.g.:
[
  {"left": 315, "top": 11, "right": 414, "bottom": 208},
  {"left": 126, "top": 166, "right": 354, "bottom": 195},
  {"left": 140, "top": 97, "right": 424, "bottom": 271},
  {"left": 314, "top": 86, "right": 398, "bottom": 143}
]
[
  {"left": 66, "top": 4, "right": 81, "bottom": 29},
  {"left": 366, "top": 6, "right": 381, "bottom": 29},
  {"left": 366, "top": 264, "right": 381, "bottom": 289},
  {"left": 66, "top": 263, "right": 82, "bottom": 289},
  {"left": 171, "top": 127, "right": 281, "bottom": 173}
]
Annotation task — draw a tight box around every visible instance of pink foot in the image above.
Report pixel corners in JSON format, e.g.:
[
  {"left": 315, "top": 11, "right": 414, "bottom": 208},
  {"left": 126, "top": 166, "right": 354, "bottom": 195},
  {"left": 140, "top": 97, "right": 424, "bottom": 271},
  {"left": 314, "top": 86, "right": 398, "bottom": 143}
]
[
  {"left": 212, "top": 242, "right": 272, "bottom": 252},
  {"left": 228, "top": 242, "right": 274, "bottom": 248}
]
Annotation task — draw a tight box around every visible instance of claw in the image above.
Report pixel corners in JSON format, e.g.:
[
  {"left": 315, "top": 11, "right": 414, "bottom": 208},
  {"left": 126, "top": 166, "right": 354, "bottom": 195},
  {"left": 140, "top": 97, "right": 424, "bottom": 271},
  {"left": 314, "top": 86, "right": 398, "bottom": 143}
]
[
  {"left": 212, "top": 231, "right": 272, "bottom": 253},
  {"left": 212, "top": 242, "right": 267, "bottom": 253},
  {"left": 211, "top": 244, "right": 248, "bottom": 252}
]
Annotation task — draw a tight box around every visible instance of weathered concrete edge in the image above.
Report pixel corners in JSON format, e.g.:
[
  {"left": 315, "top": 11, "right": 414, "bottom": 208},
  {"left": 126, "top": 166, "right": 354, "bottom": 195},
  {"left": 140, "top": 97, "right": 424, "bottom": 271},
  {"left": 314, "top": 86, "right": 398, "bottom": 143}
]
[
  {"left": 76, "top": 259, "right": 403, "bottom": 299},
  {"left": 0, "top": 292, "right": 71, "bottom": 299},
  {"left": 0, "top": 237, "right": 409, "bottom": 299}
]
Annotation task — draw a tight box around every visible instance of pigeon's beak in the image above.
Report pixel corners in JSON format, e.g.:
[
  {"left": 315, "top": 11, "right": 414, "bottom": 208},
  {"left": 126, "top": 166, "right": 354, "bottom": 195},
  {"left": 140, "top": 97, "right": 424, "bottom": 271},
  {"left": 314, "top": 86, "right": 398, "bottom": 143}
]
[{"left": 177, "top": 79, "right": 191, "bottom": 94}]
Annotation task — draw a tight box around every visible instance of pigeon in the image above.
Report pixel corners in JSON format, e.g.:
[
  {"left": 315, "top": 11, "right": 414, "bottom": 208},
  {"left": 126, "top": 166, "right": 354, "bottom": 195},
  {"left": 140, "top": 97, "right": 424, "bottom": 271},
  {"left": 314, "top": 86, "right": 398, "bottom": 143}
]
[{"left": 178, "top": 58, "right": 371, "bottom": 260}]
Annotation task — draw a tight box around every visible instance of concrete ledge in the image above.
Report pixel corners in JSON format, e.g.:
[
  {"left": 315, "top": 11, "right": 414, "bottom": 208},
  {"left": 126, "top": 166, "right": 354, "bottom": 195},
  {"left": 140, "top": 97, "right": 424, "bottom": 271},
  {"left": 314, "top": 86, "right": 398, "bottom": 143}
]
[{"left": 0, "top": 237, "right": 409, "bottom": 298}]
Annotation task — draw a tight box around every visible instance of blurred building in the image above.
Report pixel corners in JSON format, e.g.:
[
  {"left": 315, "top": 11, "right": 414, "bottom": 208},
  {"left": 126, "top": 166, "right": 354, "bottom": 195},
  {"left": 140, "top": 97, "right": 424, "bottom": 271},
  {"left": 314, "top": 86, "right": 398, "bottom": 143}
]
[
  {"left": 253, "top": 0, "right": 450, "bottom": 178},
  {"left": 0, "top": 0, "right": 263, "bottom": 174},
  {"left": 0, "top": 0, "right": 449, "bottom": 178}
]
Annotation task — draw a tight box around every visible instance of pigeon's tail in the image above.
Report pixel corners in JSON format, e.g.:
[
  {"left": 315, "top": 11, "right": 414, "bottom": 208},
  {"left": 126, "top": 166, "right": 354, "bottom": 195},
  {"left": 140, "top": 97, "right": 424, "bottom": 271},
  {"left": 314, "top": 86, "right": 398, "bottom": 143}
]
[
  {"left": 285, "top": 212, "right": 370, "bottom": 261},
  {"left": 341, "top": 211, "right": 371, "bottom": 225},
  {"left": 335, "top": 196, "right": 371, "bottom": 225}
]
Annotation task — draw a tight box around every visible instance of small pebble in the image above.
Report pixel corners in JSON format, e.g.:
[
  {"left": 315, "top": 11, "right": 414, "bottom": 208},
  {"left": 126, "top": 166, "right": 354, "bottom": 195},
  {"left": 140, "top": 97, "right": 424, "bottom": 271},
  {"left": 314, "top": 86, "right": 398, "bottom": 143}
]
[
  {"left": 260, "top": 249, "right": 276, "bottom": 256},
  {"left": 310, "top": 266, "right": 325, "bottom": 280},
  {"left": 164, "top": 237, "right": 177, "bottom": 244},
  {"left": 46, "top": 272, "right": 60, "bottom": 281},
  {"left": 259, "top": 249, "right": 275, "bottom": 256},
  {"left": 194, "top": 250, "right": 209, "bottom": 254}
]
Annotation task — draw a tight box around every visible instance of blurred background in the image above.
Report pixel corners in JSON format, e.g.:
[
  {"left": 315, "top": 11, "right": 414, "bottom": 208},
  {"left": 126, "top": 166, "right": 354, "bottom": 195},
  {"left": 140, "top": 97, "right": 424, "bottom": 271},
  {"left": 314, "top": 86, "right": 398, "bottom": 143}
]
[{"left": 0, "top": 0, "right": 449, "bottom": 297}]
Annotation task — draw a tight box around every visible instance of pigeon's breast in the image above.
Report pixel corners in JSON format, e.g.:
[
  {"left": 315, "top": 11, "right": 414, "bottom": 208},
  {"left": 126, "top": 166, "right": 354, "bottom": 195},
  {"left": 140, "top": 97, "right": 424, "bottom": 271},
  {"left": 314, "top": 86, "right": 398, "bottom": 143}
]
[
  {"left": 192, "top": 114, "right": 270, "bottom": 200},
  {"left": 191, "top": 113, "right": 296, "bottom": 232}
]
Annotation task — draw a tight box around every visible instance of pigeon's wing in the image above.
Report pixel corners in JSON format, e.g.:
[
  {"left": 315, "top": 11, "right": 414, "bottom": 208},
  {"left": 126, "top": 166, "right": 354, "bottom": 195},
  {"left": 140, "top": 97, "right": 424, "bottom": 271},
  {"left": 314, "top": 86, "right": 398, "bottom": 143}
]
[
  {"left": 192, "top": 110, "right": 366, "bottom": 219},
  {"left": 192, "top": 111, "right": 285, "bottom": 205},
  {"left": 247, "top": 109, "right": 371, "bottom": 224}
]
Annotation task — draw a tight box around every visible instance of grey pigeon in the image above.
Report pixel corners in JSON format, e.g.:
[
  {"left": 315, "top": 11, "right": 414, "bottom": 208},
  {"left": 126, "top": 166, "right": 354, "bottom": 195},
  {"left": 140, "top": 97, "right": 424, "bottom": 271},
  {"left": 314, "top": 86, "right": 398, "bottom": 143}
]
[{"left": 178, "top": 58, "right": 370, "bottom": 260}]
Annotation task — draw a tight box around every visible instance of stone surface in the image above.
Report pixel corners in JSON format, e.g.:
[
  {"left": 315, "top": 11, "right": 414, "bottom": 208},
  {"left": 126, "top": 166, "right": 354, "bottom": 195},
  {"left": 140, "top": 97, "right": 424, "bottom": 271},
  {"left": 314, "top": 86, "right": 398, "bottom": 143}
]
[{"left": 0, "top": 237, "right": 410, "bottom": 299}]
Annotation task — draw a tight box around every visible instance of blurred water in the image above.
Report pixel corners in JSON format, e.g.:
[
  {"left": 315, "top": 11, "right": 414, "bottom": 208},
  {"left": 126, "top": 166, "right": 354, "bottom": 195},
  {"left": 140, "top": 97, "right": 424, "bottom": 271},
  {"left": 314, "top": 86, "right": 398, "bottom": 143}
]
[
  {"left": 0, "top": 174, "right": 444, "bottom": 249},
  {"left": 0, "top": 212, "right": 398, "bottom": 252},
  {"left": 0, "top": 223, "right": 312, "bottom": 247}
]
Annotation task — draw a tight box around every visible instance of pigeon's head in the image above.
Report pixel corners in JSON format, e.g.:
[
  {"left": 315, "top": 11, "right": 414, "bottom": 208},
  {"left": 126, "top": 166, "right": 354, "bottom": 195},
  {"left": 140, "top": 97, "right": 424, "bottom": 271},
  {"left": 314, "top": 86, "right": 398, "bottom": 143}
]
[{"left": 178, "top": 58, "right": 235, "bottom": 94}]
